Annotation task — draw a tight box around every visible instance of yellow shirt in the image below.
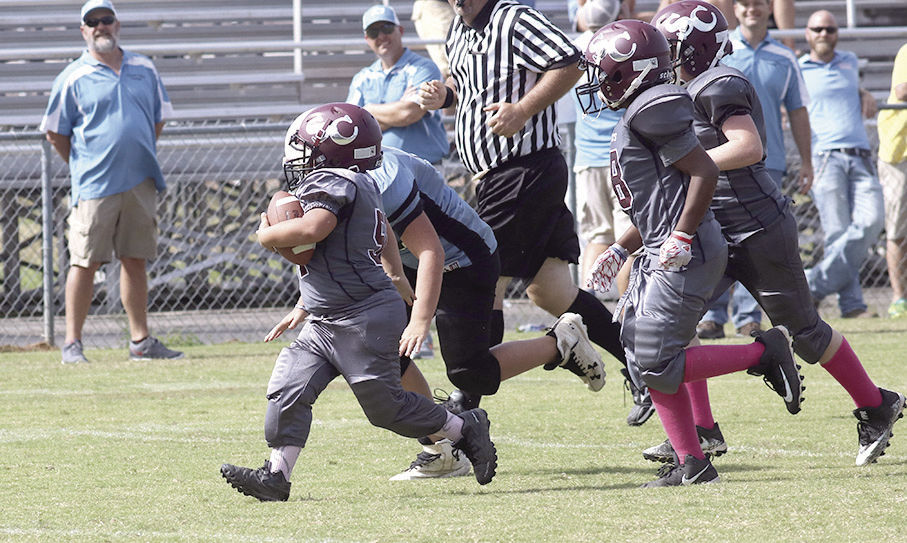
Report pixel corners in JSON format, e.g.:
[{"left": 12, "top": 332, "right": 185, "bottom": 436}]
[{"left": 879, "top": 43, "right": 907, "bottom": 164}]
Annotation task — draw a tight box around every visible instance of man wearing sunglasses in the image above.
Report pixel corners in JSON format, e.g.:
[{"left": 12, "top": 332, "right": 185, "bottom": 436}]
[
  {"left": 41, "top": 0, "right": 182, "bottom": 363},
  {"left": 346, "top": 5, "right": 448, "bottom": 168},
  {"left": 799, "top": 10, "right": 884, "bottom": 319}
]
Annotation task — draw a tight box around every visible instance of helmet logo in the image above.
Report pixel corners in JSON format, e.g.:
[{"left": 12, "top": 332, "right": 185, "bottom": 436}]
[
  {"left": 605, "top": 30, "right": 637, "bottom": 62},
  {"left": 304, "top": 113, "right": 359, "bottom": 146},
  {"left": 657, "top": 6, "right": 716, "bottom": 40}
]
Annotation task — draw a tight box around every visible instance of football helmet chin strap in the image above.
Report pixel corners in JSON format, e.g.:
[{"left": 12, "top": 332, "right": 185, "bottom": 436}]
[
  {"left": 609, "top": 57, "right": 660, "bottom": 110},
  {"left": 709, "top": 29, "right": 730, "bottom": 70}
]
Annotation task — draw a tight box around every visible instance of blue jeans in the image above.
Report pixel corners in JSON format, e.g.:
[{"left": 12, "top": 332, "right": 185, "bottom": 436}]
[
  {"left": 701, "top": 169, "right": 785, "bottom": 329},
  {"left": 806, "top": 151, "right": 884, "bottom": 315}
]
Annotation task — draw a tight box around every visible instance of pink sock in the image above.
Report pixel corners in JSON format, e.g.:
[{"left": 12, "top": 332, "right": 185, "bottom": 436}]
[
  {"left": 685, "top": 380, "right": 716, "bottom": 429},
  {"left": 821, "top": 337, "right": 882, "bottom": 408},
  {"left": 648, "top": 386, "right": 704, "bottom": 462},
  {"left": 683, "top": 342, "right": 765, "bottom": 382}
]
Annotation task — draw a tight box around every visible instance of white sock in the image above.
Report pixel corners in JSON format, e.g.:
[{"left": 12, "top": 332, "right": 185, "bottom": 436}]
[
  {"left": 437, "top": 412, "right": 464, "bottom": 443},
  {"left": 269, "top": 446, "right": 301, "bottom": 480}
]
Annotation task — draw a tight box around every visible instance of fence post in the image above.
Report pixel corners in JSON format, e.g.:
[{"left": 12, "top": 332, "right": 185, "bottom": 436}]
[{"left": 40, "top": 138, "right": 55, "bottom": 346}]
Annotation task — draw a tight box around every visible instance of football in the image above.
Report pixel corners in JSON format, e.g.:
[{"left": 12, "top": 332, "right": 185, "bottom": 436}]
[{"left": 266, "top": 190, "right": 315, "bottom": 266}]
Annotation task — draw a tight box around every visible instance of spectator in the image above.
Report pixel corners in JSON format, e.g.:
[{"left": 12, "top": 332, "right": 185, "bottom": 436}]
[
  {"left": 347, "top": 5, "right": 449, "bottom": 167},
  {"left": 799, "top": 11, "right": 884, "bottom": 319},
  {"left": 419, "top": 0, "right": 627, "bottom": 385},
  {"left": 697, "top": 0, "right": 813, "bottom": 339},
  {"left": 411, "top": 0, "right": 455, "bottom": 79},
  {"left": 41, "top": 0, "right": 182, "bottom": 364},
  {"left": 878, "top": 43, "right": 907, "bottom": 318}
]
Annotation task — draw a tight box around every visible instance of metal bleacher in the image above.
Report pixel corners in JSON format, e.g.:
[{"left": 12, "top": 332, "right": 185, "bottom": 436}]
[{"left": 1, "top": 1, "right": 905, "bottom": 127}]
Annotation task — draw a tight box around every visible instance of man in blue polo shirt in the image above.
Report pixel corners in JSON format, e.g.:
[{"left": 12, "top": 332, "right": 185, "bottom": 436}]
[
  {"left": 41, "top": 0, "right": 182, "bottom": 363},
  {"left": 799, "top": 10, "right": 884, "bottom": 318},
  {"left": 347, "top": 5, "right": 449, "bottom": 166},
  {"left": 697, "top": 0, "right": 814, "bottom": 339}
]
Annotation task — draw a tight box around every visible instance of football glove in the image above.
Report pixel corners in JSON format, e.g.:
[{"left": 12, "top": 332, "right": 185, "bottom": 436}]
[
  {"left": 586, "top": 243, "right": 629, "bottom": 293},
  {"left": 659, "top": 230, "right": 693, "bottom": 271}
]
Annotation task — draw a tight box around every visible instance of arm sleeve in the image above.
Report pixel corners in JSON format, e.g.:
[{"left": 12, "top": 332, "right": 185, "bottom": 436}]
[
  {"left": 783, "top": 60, "right": 809, "bottom": 111},
  {"left": 346, "top": 71, "right": 365, "bottom": 106},
  {"left": 511, "top": 8, "right": 582, "bottom": 73},
  {"left": 696, "top": 75, "right": 753, "bottom": 130},
  {"left": 296, "top": 170, "right": 356, "bottom": 216},
  {"left": 40, "top": 71, "right": 75, "bottom": 135},
  {"left": 632, "top": 94, "right": 700, "bottom": 167}
]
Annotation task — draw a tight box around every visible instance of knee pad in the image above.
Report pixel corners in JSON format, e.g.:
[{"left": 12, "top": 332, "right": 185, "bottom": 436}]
[
  {"left": 446, "top": 352, "right": 501, "bottom": 396},
  {"left": 792, "top": 319, "right": 834, "bottom": 364}
]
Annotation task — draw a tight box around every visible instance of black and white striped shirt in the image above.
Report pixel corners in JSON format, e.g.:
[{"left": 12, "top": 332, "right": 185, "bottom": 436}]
[{"left": 446, "top": 0, "right": 580, "bottom": 173}]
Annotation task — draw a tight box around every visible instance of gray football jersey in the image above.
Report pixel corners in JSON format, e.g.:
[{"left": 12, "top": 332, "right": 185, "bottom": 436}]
[
  {"left": 611, "top": 84, "right": 724, "bottom": 263},
  {"left": 685, "top": 66, "right": 788, "bottom": 242},
  {"left": 291, "top": 168, "right": 395, "bottom": 316}
]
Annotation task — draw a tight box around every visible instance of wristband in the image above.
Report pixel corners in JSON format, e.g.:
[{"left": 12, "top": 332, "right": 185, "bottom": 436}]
[
  {"left": 294, "top": 304, "right": 305, "bottom": 311},
  {"left": 441, "top": 86, "right": 455, "bottom": 109},
  {"left": 671, "top": 231, "right": 693, "bottom": 243},
  {"left": 611, "top": 243, "right": 629, "bottom": 261}
]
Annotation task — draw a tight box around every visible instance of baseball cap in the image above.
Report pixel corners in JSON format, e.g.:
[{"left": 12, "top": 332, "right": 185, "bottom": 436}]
[
  {"left": 362, "top": 5, "right": 400, "bottom": 31},
  {"left": 81, "top": 0, "right": 117, "bottom": 22},
  {"left": 582, "top": 0, "right": 620, "bottom": 29}
]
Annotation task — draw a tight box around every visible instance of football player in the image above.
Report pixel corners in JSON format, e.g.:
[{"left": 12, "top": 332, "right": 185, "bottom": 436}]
[
  {"left": 220, "top": 103, "right": 498, "bottom": 501},
  {"left": 650, "top": 0, "right": 905, "bottom": 466},
  {"left": 371, "top": 145, "right": 606, "bottom": 479},
  {"left": 579, "top": 20, "right": 804, "bottom": 486}
]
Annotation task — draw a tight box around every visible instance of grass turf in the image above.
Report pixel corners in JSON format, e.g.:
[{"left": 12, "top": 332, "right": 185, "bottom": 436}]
[{"left": 0, "top": 317, "right": 905, "bottom": 542}]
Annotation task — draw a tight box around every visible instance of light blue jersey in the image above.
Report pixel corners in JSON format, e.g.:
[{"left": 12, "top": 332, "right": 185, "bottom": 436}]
[
  {"left": 571, "top": 30, "right": 622, "bottom": 170},
  {"left": 370, "top": 147, "right": 497, "bottom": 271},
  {"left": 347, "top": 49, "right": 449, "bottom": 164},
  {"left": 722, "top": 29, "right": 809, "bottom": 173},
  {"left": 799, "top": 50, "right": 870, "bottom": 151},
  {"left": 41, "top": 49, "right": 172, "bottom": 206}
]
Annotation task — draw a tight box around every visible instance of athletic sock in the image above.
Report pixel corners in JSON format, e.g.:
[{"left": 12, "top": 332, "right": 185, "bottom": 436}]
[
  {"left": 269, "top": 445, "right": 301, "bottom": 480},
  {"left": 821, "top": 337, "right": 882, "bottom": 408},
  {"left": 566, "top": 289, "right": 625, "bottom": 363},
  {"left": 437, "top": 411, "right": 465, "bottom": 443},
  {"left": 489, "top": 309, "right": 504, "bottom": 347},
  {"left": 684, "top": 380, "right": 716, "bottom": 429},
  {"left": 648, "top": 385, "right": 704, "bottom": 461},
  {"left": 683, "top": 341, "right": 764, "bottom": 382}
]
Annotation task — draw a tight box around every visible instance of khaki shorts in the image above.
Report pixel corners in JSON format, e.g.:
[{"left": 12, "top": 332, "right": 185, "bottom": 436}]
[
  {"left": 576, "top": 165, "right": 633, "bottom": 246},
  {"left": 412, "top": 0, "right": 454, "bottom": 78},
  {"left": 879, "top": 158, "right": 907, "bottom": 240},
  {"left": 67, "top": 178, "right": 158, "bottom": 267}
]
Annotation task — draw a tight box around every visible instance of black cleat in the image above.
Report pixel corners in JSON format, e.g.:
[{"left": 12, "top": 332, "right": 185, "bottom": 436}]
[
  {"left": 622, "top": 368, "right": 656, "bottom": 426},
  {"left": 220, "top": 460, "right": 291, "bottom": 502},
  {"left": 748, "top": 326, "right": 804, "bottom": 414},
  {"left": 642, "top": 422, "right": 728, "bottom": 463},
  {"left": 854, "top": 388, "right": 906, "bottom": 466},
  {"left": 641, "top": 454, "right": 720, "bottom": 487},
  {"left": 453, "top": 408, "right": 497, "bottom": 485}
]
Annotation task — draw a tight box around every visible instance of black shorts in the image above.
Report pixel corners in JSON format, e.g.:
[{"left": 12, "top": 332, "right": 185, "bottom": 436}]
[{"left": 475, "top": 147, "right": 580, "bottom": 279}]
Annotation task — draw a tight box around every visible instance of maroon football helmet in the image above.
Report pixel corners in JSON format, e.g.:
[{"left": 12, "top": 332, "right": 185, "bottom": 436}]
[
  {"left": 576, "top": 20, "right": 675, "bottom": 112},
  {"left": 283, "top": 102, "right": 383, "bottom": 190},
  {"left": 653, "top": 0, "right": 732, "bottom": 78}
]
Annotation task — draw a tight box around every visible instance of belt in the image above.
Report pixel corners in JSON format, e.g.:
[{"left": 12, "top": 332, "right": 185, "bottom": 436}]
[{"left": 825, "top": 147, "right": 872, "bottom": 158}]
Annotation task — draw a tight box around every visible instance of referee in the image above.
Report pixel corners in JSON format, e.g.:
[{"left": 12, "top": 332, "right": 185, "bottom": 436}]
[{"left": 420, "top": 0, "right": 626, "bottom": 388}]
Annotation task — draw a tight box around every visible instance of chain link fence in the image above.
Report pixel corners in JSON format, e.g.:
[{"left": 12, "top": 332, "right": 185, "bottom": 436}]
[{"left": 0, "top": 121, "right": 898, "bottom": 350}]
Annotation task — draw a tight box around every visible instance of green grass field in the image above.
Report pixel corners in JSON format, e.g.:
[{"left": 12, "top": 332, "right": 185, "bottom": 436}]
[{"left": 1, "top": 317, "right": 906, "bottom": 542}]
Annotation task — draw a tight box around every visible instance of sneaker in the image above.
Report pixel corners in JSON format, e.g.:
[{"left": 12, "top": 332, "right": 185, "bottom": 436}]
[
  {"left": 61, "top": 340, "right": 89, "bottom": 364},
  {"left": 696, "top": 321, "right": 725, "bottom": 339},
  {"left": 842, "top": 308, "right": 875, "bottom": 319},
  {"left": 546, "top": 313, "right": 606, "bottom": 392},
  {"left": 129, "top": 336, "right": 184, "bottom": 361},
  {"left": 641, "top": 454, "right": 720, "bottom": 487},
  {"left": 621, "top": 368, "right": 656, "bottom": 426},
  {"left": 642, "top": 422, "right": 728, "bottom": 463},
  {"left": 748, "top": 326, "right": 804, "bottom": 415},
  {"left": 220, "top": 460, "right": 291, "bottom": 501},
  {"left": 736, "top": 322, "right": 762, "bottom": 337},
  {"left": 390, "top": 439, "right": 471, "bottom": 480},
  {"left": 854, "top": 388, "right": 906, "bottom": 466},
  {"left": 888, "top": 298, "right": 907, "bottom": 319},
  {"left": 411, "top": 334, "right": 434, "bottom": 359},
  {"left": 452, "top": 408, "right": 497, "bottom": 485}
]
